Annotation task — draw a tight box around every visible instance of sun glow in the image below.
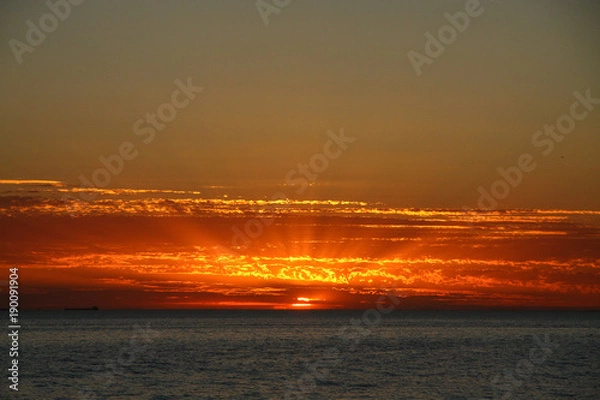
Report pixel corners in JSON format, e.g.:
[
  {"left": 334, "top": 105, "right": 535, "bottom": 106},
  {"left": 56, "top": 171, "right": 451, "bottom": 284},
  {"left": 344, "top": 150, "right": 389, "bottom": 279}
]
[
  {"left": 290, "top": 297, "right": 318, "bottom": 308},
  {"left": 3, "top": 185, "right": 599, "bottom": 310}
]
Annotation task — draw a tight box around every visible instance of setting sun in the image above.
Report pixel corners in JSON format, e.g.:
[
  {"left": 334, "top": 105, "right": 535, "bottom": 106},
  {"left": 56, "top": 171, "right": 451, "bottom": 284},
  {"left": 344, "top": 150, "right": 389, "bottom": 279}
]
[{"left": 1, "top": 1, "right": 599, "bottom": 398}]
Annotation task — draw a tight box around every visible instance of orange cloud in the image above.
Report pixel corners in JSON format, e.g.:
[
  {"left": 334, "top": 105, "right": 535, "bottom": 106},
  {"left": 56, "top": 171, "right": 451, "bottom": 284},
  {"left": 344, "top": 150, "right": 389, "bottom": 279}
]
[{"left": 1, "top": 187, "right": 599, "bottom": 310}]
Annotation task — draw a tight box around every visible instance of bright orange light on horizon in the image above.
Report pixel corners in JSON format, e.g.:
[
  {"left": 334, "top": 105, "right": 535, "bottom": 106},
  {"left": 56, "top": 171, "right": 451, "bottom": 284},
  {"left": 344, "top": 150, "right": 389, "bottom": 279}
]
[
  {"left": 2, "top": 189, "right": 599, "bottom": 311},
  {"left": 291, "top": 298, "right": 314, "bottom": 308}
]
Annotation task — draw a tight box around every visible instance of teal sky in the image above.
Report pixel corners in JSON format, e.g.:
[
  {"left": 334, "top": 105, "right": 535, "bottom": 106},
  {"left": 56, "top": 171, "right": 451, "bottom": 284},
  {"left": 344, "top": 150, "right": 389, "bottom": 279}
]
[{"left": 1, "top": 0, "right": 599, "bottom": 208}]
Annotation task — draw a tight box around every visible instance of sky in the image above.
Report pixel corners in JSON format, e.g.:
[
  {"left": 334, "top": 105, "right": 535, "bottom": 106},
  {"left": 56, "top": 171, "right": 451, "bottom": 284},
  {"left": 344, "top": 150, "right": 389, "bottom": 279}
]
[
  {"left": 1, "top": 185, "right": 600, "bottom": 310},
  {"left": 1, "top": 0, "right": 599, "bottom": 208},
  {"left": 0, "top": 0, "right": 599, "bottom": 310}
]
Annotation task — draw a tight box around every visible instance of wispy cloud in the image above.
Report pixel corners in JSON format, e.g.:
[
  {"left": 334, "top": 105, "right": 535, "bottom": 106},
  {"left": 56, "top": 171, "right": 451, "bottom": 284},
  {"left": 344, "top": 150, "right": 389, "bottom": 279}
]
[
  {"left": 0, "top": 179, "right": 65, "bottom": 186},
  {"left": 1, "top": 187, "right": 598, "bottom": 309}
]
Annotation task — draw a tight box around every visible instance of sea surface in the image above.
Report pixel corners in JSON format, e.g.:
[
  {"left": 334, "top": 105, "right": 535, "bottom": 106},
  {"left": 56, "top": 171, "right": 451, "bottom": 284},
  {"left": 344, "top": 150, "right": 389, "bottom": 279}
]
[{"left": 3, "top": 310, "right": 599, "bottom": 399}]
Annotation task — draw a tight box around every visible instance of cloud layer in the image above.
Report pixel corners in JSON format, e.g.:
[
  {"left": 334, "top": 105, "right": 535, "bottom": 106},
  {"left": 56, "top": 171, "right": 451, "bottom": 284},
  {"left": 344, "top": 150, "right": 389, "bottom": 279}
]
[{"left": 1, "top": 185, "right": 599, "bottom": 309}]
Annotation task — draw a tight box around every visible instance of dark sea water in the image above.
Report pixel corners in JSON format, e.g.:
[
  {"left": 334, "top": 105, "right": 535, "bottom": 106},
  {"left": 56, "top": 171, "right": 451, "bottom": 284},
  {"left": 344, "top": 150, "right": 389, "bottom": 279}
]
[{"left": 3, "top": 310, "right": 599, "bottom": 399}]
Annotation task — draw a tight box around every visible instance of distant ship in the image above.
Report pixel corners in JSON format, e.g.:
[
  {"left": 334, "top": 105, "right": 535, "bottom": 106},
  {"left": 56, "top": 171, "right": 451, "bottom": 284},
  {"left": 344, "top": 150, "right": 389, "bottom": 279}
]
[{"left": 64, "top": 306, "right": 99, "bottom": 311}]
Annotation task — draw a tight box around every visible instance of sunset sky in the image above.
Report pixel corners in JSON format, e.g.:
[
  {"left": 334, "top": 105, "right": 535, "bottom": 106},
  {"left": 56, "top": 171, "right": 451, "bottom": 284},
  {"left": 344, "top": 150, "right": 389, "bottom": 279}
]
[{"left": 1, "top": 1, "right": 599, "bottom": 310}]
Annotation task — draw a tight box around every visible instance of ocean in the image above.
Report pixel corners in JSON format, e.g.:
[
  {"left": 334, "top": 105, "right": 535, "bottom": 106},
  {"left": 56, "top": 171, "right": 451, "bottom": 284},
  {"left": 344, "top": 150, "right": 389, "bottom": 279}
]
[{"left": 4, "top": 310, "right": 599, "bottom": 399}]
